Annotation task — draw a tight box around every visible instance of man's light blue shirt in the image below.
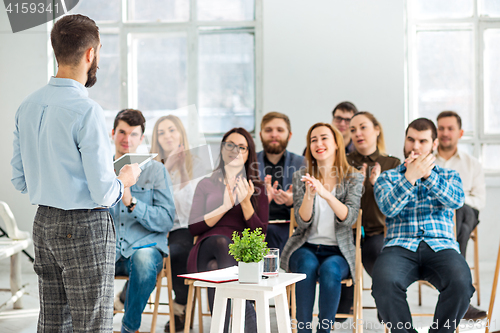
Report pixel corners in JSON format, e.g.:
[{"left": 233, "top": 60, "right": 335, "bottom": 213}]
[
  {"left": 374, "top": 164, "right": 465, "bottom": 253},
  {"left": 11, "top": 77, "right": 123, "bottom": 209},
  {"left": 111, "top": 160, "right": 175, "bottom": 259}
]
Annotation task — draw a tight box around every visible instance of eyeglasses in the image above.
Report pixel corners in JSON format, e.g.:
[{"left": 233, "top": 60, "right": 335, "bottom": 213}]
[
  {"left": 333, "top": 116, "right": 352, "bottom": 124},
  {"left": 222, "top": 142, "right": 248, "bottom": 153}
]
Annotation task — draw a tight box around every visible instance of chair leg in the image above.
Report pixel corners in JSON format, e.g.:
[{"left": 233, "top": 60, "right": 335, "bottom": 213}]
[
  {"left": 357, "top": 274, "right": 363, "bottom": 333},
  {"left": 197, "top": 287, "right": 204, "bottom": 333},
  {"left": 291, "top": 283, "right": 297, "bottom": 333},
  {"left": 150, "top": 272, "right": 164, "bottom": 333},
  {"left": 472, "top": 227, "right": 480, "bottom": 305},
  {"left": 352, "top": 280, "right": 358, "bottom": 333},
  {"left": 165, "top": 260, "right": 176, "bottom": 333},
  {"left": 184, "top": 283, "right": 195, "bottom": 333},
  {"left": 190, "top": 294, "right": 195, "bottom": 329},
  {"left": 418, "top": 281, "right": 422, "bottom": 306}
]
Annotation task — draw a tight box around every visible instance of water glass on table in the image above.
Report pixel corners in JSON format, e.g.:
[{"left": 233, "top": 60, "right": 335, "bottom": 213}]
[{"left": 263, "top": 248, "right": 279, "bottom": 277}]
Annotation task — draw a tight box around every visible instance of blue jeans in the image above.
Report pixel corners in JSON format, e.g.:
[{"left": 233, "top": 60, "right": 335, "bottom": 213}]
[
  {"left": 289, "top": 243, "right": 350, "bottom": 333},
  {"left": 115, "top": 247, "right": 164, "bottom": 333},
  {"left": 372, "top": 242, "right": 474, "bottom": 333}
]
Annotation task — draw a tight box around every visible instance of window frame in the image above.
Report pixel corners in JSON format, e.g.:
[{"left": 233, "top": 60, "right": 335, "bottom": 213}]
[
  {"left": 54, "top": 0, "right": 263, "bottom": 143},
  {"left": 406, "top": 0, "right": 500, "bottom": 174}
]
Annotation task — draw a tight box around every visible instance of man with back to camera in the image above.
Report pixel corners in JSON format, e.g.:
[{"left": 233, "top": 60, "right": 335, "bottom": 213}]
[
  {"left": 256, "top": 112, "right": 304, "bottom": 253},
  {"left": 110, "top": 109, "right": 176, "bottom": 333},
  {"left": 10, "top": 14, "right": 141, "bottom": 332},
  {"left": 435, "top": 110, "right": 487, "bottom": 320},
  {"left": 371, "top": 118, "right": 474, "bottom": 333}
]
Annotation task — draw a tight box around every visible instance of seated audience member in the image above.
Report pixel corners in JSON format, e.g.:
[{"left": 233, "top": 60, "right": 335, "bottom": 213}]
[
  {"left": 347, "top": 112, "right": 400, "bottom": 275},
  {"left": 332, "top": 101, "right": 359, "bottom": 155},
  {"left": 257, "top": 112, "right": 305, "bottom": 253},
  {"left": 336, "top": 112, "right": 400, "bottom": 319},
  {"left": 302, "top": 101, "right": 359, "bottom": 156},
  {"left": 111, "top": 109, "right": 176, "bottom": 333},
  {"left": 150, "top": 115, "right": 206, "bottom": 331},
  {"left": 187, "top": 127, "right": 269, "bottom": 333},
  {"left": 281, "top": 123, "right": 363, "bottom": 333},
  {"left": 435, "top": 110, "right": 487, "bottom": 320},
  {"left": 372, "top": 118, "right": 474, "bottom": 333}
]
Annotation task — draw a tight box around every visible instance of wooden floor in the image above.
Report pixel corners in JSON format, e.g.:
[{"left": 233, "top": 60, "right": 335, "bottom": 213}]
[{"left": 0, "top": 254, "right": 494, "bottom": 333}]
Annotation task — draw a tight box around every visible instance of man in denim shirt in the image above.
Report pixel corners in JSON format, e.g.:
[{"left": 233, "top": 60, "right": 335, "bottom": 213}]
[
  {"left": 110, "top": 109, "right": 176, "bottom": 333},
  {"left": 372, "top": 118, "right": 474, "bottom": 333}
]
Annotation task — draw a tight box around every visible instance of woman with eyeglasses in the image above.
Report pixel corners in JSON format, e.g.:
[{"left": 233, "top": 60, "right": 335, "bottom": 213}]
[
  {"left": 281, "top": 123, "right": 363, "bottom": 333},
  {"left": 187, "top": 127, "right": 268, "bottom": 333}
]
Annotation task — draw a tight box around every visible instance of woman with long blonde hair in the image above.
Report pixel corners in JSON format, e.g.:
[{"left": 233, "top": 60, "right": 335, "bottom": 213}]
[
  {"left": 150, "top": 115, "right": 203, "bottom": 331},
  {"left": 281, "top": 123, "right": 363, "bottom": 333},
  {"left": 347, "top": 111, "right": 400, "bottom": 276}
]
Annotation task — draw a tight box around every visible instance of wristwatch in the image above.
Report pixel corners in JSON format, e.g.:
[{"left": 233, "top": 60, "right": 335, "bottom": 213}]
[{"left": 127, "top": 197, "right": 137, "bottom": 213}]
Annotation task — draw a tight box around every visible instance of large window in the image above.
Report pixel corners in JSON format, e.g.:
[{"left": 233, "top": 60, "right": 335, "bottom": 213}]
[
  {"left": 66, "top": 0, "right": 261, "bottom": 141},
  {"left": 407, "top": 0, "right": 500, "bottom": 173}
]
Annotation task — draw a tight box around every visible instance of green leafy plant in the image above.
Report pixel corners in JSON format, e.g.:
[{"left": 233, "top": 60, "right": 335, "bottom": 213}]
[{"left": 228, "top": 228, "right": 270, "bottom": 263}]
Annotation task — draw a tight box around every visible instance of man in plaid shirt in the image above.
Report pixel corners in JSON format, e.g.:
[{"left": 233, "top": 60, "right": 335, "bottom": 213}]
[{"left": 372, "top": 118, "right": 474, "bottom": 333}]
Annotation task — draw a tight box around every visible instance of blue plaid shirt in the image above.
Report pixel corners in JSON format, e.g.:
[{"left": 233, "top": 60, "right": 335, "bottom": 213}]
[{"left": 374, "top": 164, "right": 464, "bottom": 253}]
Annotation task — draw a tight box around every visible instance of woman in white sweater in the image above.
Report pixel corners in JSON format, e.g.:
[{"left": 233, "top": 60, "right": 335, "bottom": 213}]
[{"left": 150, "top": 115, "right": 206, "bottom": 331}]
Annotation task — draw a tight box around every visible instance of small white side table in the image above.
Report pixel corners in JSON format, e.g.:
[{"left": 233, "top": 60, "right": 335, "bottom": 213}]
[{"left": 194, "top": 272, "right": 306, "bottom": 333}]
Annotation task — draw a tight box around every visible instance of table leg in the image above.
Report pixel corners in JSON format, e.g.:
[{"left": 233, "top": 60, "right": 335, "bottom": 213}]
[
  {"left": 10, "top": 252, "right": 22, "bottom": 309},
  {"left": 255, "top": 293, "right": 271, "bottom": 333},
  {"left": 210, "top": 289, "right": 228, "bottom": 333},
  {"left": 184, "top": 283, "right": 195, "bottom": 333},
  {"left": 275, "top": 289, "right": 292, "bottom": 333},
  {"left": 232, "top": 298, "right": 246, "bottom": 333}
]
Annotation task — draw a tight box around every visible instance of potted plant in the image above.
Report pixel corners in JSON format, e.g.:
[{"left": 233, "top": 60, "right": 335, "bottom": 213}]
[{"left": 228, "top": 228, "right": 269, "bottom": 283}]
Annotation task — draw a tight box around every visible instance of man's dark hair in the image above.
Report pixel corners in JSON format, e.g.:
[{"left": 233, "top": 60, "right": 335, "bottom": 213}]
[
  {"left": 51, "top": 14, "right": 100, "bottom": 67},
  {"left": 332, "top": 101, "right": 358, "bottom": 117},
  {"left": 113, "top": 109, "right": 146, "bottom": 134},
  {"left": 437, "top": 110, "right": 462, "bottom": 130},
  {"left": 406, "top": 118, "right": 437, "bottom": 141}
]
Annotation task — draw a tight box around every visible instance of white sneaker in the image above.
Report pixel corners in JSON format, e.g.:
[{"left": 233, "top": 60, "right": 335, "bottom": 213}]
[{"left": 114, "top": 292, "right": 125, "bottom": 311}]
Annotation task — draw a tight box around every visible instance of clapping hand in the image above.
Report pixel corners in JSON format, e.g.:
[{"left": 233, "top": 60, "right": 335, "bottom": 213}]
[
  {"left": 273, "top": 185, "right": 293, "bottom": 206},
  {"left": 222, "top": 183, "right": 236, "bottom": 210},
  {"left": 369, "top": 162, "right": 381, "bottom": 186},
  {"left": 301, "top": 173, "right": 328, "bottom": 199},
  {"left": 165, "top": 144, "right": 186, "bottom": 172},
  {"left": 265, "top": 175, "right": 274, "bottom": 203},
  {"left": 404, "top": 151, "right": 435, "bottom": 185},
  {"left": 234, "top": 177, "right": 255, "bottom": 205}
]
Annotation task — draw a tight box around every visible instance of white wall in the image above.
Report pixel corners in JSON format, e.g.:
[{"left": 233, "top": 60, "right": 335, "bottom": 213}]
[
  {"left": 262, "top": 0, "right": 406, "bottom": 159},
  {"left": 0, "top": 10, "right": 49, "bottom": 252},
  {"left": 0, "top": 0, "right": 498, "bottom": 266}
]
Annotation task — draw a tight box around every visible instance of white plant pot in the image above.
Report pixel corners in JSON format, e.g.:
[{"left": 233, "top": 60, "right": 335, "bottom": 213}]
[{"left": 238, "top": 261, "right": 263, "bottom": 284}]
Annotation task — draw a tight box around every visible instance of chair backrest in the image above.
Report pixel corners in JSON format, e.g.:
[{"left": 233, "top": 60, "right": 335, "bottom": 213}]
[
  {"left": 289, "top": 208, "right": 297, "bottom": 237},
  {"left": 0, "top": 201, "right": 30, "bottom": 240},
  {"left": 353, "top": 210, "right": 363, "bottom": 284}
]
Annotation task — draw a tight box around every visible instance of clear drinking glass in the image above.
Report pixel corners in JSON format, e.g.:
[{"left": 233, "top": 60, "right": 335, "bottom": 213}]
[{"left": 263, "top": 248, "right": 279, "bottom": 277}]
